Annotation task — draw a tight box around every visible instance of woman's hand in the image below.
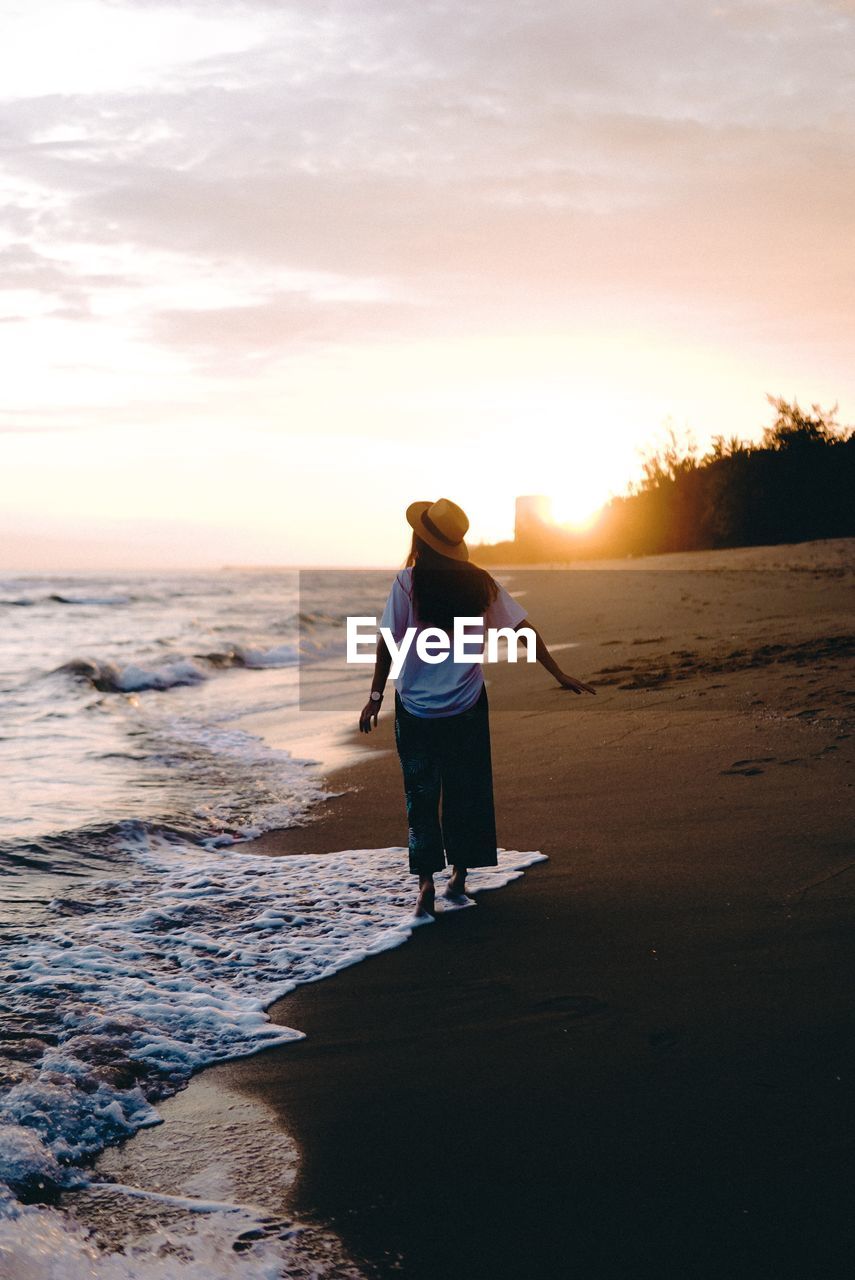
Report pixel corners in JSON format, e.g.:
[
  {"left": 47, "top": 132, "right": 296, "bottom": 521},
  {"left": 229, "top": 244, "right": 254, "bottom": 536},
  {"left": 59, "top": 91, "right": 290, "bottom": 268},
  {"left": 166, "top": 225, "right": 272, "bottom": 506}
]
[
  {"left": 359, "top": 697, "right": 383, "bottom": 732},
  {"left": 359, "top": 639, "right": 391, "bottom": 733},
  {"left": 523, "top": 621, "right": 597, "bottom": 696},
  {"left": 556, "top": 672, "right": 597, "bottom": 695}
]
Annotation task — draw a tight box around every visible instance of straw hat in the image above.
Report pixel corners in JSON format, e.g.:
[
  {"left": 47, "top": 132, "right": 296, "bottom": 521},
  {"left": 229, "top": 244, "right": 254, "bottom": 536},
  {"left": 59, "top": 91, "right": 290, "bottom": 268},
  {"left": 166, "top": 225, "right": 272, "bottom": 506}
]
[{"left": 406, "top": 498, "right": 470, "bottom": 562}]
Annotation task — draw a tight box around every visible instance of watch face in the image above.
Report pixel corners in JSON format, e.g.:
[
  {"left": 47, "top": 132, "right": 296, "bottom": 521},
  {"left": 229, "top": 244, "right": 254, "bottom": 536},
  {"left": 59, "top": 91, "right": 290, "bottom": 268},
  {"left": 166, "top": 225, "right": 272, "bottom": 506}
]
[{"left": 370, "top": 691, "right": 382, "bottom": 701}]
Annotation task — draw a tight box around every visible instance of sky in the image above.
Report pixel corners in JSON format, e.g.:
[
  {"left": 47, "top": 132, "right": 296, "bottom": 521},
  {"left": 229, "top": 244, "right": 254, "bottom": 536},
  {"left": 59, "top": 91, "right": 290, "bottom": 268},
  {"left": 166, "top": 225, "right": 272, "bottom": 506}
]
[{"left": 1, "top": 0, "right": 853, "bottom": 569}]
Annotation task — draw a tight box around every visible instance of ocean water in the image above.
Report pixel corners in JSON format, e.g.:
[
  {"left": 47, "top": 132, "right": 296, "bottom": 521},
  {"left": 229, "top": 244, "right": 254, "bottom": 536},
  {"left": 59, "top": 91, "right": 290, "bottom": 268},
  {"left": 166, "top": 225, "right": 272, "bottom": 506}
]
[
  {"left": 0, "top": 570, "right": 326, "bottom": 898},
  {"left": 0, "top": 570, "right": 545, "bottom": 1276}
]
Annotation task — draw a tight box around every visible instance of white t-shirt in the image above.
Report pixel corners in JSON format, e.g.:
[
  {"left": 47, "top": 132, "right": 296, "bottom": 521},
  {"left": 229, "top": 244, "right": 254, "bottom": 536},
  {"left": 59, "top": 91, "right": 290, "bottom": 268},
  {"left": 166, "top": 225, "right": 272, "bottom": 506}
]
[{"left": 379, "top": 567, "right": 528, "bottom": 718}]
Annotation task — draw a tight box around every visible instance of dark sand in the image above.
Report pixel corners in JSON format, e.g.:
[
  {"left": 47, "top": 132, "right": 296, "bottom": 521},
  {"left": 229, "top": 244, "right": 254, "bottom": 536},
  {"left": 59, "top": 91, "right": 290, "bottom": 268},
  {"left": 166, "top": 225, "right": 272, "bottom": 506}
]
[{"left": 100, "top": 541, "right": 855, "bottom": 1278}]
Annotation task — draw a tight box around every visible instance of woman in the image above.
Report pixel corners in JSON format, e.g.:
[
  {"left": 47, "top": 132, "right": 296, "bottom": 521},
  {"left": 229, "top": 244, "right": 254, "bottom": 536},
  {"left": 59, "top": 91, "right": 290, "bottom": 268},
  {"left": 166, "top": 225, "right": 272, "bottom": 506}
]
[{"left": 359, "top": 498, "right": 595, "bottom": 919}]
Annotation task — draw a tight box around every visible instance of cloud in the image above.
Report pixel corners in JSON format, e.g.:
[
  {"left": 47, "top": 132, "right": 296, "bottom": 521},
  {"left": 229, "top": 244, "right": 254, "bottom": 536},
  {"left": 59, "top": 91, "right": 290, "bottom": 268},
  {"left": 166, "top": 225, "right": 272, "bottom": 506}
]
[
  {"left": 0, "top": 242, "right": 133, "bottom": 319},
  {"left": 1, "top": 0, "right": 853, "bottom": 377},
  {"left": 149, "top": 291, "right": 429, "bottom": 372}
]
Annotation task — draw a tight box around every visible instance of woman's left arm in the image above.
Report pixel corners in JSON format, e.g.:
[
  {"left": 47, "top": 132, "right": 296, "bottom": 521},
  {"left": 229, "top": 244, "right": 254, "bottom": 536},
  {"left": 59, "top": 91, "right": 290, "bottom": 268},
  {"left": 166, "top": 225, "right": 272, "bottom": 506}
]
[{"left": 517, "top": 620, "right": 597, "bottom": 695}]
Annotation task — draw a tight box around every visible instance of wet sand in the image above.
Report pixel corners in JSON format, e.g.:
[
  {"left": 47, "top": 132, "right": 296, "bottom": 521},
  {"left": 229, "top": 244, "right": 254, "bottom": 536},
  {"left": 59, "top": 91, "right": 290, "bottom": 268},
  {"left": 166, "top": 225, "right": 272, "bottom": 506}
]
[{"left": 97, "top": 540, "right": 855, "bottom": 1278}]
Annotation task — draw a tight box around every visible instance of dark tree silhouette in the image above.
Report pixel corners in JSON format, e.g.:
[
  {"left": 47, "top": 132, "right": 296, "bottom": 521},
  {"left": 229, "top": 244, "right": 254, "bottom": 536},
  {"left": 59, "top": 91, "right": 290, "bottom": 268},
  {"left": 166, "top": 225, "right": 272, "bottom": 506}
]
[{"left": 474, "top": 397, "right": 855, "bottom": 562}]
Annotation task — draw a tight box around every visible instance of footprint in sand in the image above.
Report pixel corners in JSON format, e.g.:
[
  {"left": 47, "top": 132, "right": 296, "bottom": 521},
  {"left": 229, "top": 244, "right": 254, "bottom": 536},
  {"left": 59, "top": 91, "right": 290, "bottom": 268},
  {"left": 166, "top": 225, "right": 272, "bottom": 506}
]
[
  {"left": 532, "top": 994, "right": 608, "bottom": 1019},
  {"left": 233, "top": 1218, "right": 301, "bottom": 1252},
  {"left": 720, "top": 756, "right": 777, "bottom": 776}
]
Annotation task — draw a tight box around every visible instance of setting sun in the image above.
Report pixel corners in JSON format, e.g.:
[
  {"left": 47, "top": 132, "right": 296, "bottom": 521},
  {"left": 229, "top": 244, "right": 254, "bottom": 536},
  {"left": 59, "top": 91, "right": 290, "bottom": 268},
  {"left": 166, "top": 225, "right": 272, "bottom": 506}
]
[{"left": 550, "top": 475, "right": 613, "bottom": 532}]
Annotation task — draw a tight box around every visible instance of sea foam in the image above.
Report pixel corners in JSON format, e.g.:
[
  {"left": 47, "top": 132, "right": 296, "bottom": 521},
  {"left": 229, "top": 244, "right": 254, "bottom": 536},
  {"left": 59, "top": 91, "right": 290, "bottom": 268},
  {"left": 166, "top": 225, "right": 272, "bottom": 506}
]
[
  {"left": 0, "top": 1193, "right": 311, "bottom": 1280},
  {"left": 0, "top": 836, "right": 546, "bottom": 1201}
]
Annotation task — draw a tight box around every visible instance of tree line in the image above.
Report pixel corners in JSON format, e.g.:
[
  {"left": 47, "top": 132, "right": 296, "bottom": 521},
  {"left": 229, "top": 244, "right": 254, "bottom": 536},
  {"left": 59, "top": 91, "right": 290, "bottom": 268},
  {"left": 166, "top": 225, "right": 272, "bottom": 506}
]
[{"left": 475, "top": 397, "right": 855, "bottom": 562}]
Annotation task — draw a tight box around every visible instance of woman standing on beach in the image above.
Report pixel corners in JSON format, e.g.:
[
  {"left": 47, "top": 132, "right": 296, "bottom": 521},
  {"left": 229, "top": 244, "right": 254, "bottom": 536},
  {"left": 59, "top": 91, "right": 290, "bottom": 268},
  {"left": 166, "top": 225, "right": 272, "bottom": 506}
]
[{"left": 359, "top": 498, "right": 596, "bottom": 919}]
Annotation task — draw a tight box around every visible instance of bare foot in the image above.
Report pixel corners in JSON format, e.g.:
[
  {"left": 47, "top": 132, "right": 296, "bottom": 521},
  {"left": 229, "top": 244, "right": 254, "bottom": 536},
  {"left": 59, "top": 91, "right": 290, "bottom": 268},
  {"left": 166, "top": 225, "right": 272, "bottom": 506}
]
[
  {"left": 446, "top": 867, "right": 467, "bottom": 897},
  {"left": 415, "top": 880, "right": 435, "bottom": 917}
]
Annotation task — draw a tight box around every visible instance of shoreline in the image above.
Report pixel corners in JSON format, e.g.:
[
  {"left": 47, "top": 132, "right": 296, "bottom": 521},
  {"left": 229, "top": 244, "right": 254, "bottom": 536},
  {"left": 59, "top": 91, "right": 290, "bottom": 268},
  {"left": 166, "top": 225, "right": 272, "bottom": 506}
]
[
  {"left": 87, "top": 540, "right": 855, "bottom": 1278},
  {"left": 225, "top": 701, "right": 855, "bottom": 1279}
]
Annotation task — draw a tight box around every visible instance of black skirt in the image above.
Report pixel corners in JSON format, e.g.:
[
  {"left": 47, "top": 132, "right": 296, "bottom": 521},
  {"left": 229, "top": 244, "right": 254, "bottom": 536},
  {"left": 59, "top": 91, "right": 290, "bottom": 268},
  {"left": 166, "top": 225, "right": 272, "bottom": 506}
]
[{"left": 393, "top": 684, "right": 499, "bottom": 876}]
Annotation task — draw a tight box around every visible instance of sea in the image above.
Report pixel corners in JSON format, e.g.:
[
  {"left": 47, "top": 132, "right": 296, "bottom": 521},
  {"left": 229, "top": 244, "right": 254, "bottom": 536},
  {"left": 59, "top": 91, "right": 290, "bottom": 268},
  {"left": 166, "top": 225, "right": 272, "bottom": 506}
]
[{"left": 0, "top": 569, "right": 543, "bottom": 1278}]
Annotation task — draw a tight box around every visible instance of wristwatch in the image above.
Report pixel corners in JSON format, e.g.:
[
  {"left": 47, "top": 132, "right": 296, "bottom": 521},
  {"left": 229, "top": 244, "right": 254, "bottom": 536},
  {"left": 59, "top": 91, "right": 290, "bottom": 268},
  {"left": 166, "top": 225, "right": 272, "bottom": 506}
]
[{"left": 370, "top": 690, "right": 383, "bottom": 702}]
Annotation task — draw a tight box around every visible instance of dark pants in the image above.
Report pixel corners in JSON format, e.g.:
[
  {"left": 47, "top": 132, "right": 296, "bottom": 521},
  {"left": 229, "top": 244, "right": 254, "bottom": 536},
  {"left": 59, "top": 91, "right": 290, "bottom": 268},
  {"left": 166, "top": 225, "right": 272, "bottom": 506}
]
[{"left": 394, "top": 685, "right": 499, "bottom": 876}]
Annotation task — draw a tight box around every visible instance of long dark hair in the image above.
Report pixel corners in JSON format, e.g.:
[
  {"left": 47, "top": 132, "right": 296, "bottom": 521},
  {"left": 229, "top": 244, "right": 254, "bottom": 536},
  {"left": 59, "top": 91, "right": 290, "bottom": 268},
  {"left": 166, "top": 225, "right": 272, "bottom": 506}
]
[{"left": 406, "top": 534, "right": 498, "bottom": 631}]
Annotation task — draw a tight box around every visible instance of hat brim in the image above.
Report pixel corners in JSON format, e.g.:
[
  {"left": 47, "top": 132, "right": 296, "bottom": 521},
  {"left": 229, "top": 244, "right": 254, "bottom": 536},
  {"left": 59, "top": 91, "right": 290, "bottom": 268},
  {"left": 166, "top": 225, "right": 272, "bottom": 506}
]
[{"left": 406, "top": 501, "right": 469, "bottom": 562}]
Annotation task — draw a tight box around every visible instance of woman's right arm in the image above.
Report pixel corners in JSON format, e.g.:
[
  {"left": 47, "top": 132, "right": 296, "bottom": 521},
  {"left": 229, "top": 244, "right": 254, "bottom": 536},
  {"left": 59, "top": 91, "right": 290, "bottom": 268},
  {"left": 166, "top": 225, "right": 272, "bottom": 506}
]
[{"left": 358, "top": 637, "right": 393, "bottom": 732}]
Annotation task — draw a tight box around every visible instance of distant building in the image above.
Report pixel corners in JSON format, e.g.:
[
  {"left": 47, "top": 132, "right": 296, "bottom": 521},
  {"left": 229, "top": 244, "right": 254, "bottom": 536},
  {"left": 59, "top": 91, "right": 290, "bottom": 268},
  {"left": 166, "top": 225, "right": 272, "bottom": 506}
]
[{"left": 514, "top": 495, "right": 553, "bottom": 543}]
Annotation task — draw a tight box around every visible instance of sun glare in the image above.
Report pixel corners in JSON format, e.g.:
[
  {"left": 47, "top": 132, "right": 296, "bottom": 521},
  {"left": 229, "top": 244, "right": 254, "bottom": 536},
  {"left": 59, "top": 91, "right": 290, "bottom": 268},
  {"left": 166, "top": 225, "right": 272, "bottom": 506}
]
[
  {"left": 551, "top": 489, "right": 609, "bottom": 532},
  {"left": 545, "top": 441, "right": 632, "bottom": 533}
]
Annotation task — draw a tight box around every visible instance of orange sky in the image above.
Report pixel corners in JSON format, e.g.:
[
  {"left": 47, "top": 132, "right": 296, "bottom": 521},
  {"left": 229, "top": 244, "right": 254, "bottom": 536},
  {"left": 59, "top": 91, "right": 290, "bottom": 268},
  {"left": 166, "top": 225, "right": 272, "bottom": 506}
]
[{"left": 1, "top": 0, "right": 853, "bottom": 569}]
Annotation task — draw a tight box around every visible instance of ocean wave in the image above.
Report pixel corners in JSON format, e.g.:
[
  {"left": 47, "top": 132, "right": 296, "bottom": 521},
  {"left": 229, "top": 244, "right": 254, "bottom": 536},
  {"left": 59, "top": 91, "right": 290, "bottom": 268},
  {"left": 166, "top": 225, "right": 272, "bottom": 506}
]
[
  {"left": 56, "top": 658, "right": 209, "bottom": 693},
  {"left": 0, "top": 837, "right": 545, "bottom": 1204},
  {"left": 0, "top": 821, "right": 189, "bottom": 877},
  {"left": 144, "top": 716, "right": 326, "bottom": 843},
  {"left": 0, "top": 723, "right": 325, "bottom": 903},
  {"left": 297, "top": 610, "right": 347, "bottom": 628},
  {"left": 54, "top": 645, "right": 298, "bottom": 694},
  {"left": 261, "top": 610, "right": 343, "bottom": 636},
  {"left": 198, "top": 644, "right": 299, "bottom": 670},
  {"left": 239, "top": 644, "right": 298, "bottom": 668},
  {"left": 0, "top": 594, "right": 133, "bottom": 608},
  {"left": 49, "top": 594, "right": 133, "bottom": 607}
]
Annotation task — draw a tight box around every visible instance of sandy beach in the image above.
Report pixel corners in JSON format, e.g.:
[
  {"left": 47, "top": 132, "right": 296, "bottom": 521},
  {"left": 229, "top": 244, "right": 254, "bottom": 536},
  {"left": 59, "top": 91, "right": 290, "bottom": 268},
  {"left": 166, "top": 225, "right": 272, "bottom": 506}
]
[{"left": 91, "top": 539, "right": 855, "bottom": 1279}]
